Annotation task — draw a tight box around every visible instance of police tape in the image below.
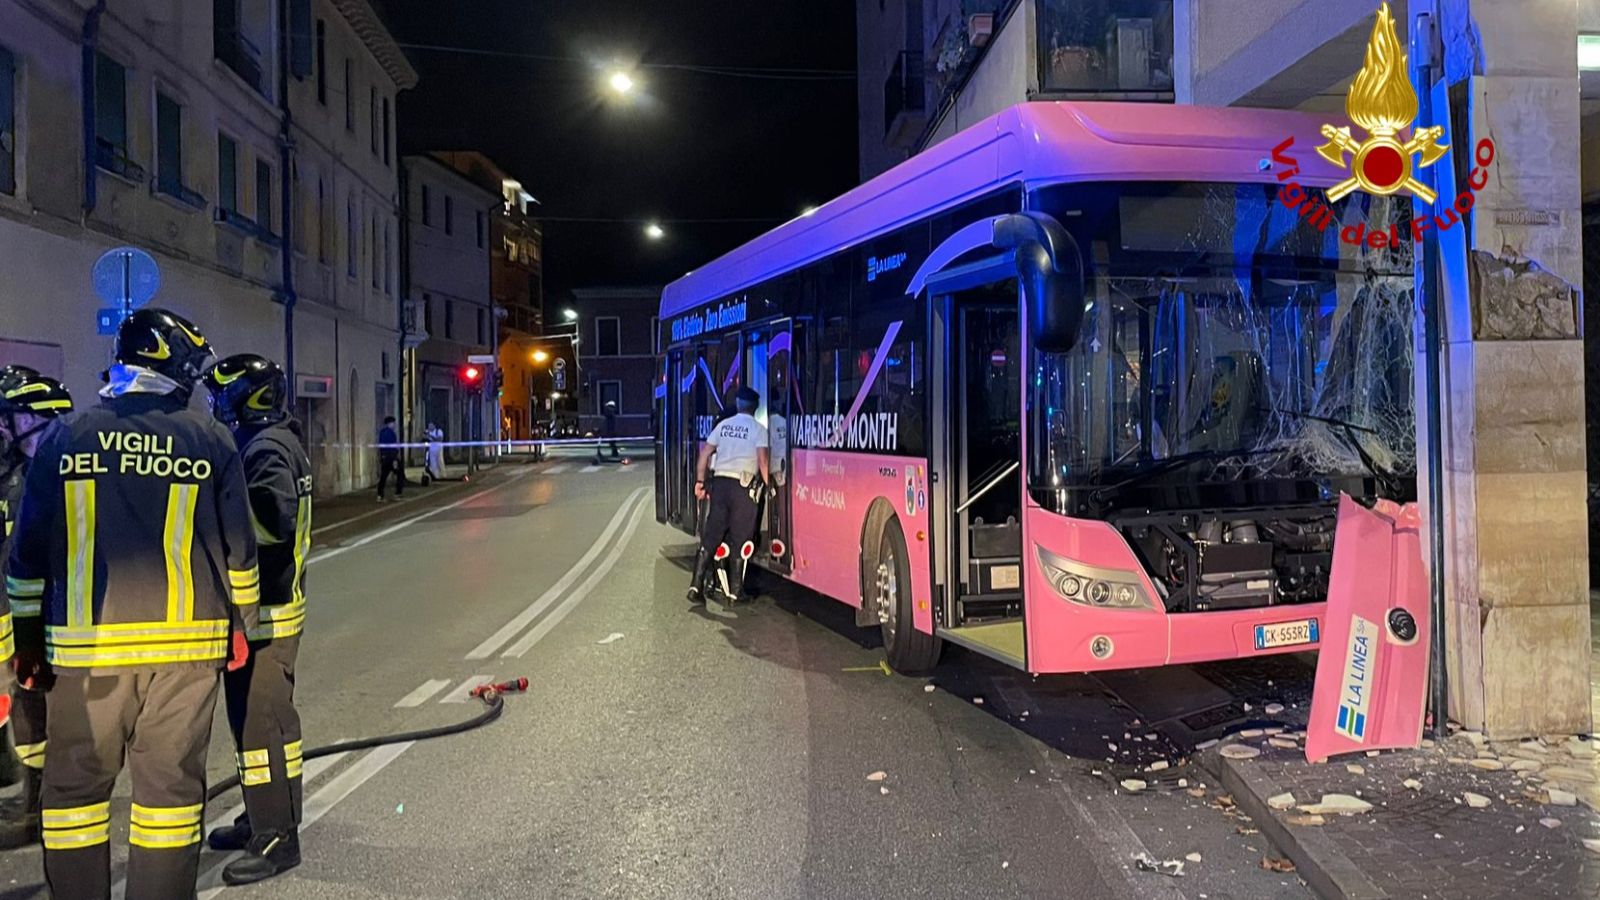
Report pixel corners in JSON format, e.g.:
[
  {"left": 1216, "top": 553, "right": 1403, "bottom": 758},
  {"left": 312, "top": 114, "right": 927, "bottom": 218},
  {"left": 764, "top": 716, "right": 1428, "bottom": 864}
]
[{"left": 319, "top": 435, "right": 655, "bottom": 451}]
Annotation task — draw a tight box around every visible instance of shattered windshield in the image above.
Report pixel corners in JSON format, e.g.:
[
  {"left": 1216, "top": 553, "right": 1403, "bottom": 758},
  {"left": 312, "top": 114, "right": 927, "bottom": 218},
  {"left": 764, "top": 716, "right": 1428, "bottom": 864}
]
[{"left": 1028, "top": 182, "right": 1413, "bottom": 507}]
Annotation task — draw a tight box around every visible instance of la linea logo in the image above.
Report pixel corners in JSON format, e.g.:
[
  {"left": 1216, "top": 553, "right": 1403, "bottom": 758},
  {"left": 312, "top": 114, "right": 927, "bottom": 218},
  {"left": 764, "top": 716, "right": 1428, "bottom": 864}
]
[{"left": 1271, "top": 2, "right": 1495, "bottom": 248}]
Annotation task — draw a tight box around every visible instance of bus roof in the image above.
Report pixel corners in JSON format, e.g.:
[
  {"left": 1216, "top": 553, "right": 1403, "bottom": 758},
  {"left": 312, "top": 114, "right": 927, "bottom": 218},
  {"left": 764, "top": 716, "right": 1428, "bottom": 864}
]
[{"left": 660, "top": 101, "right": 1349, "bottom": 319}]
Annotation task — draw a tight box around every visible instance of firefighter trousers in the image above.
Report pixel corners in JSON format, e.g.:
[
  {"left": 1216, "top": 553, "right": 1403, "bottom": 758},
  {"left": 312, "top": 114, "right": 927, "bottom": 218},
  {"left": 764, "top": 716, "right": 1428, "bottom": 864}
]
[
  {"left": 10, "top": 680, "right": 47, "bottom": 772},
  {"left": 42, "top": 668, "right": 219, "bottom": 900},
  {"left": 224, "top": 636, "right": 302, "bottom": 835}
]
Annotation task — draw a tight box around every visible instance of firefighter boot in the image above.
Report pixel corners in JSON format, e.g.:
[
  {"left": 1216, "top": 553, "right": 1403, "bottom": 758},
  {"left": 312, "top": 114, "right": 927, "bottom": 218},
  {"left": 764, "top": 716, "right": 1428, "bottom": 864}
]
[
  {"left": 687, "top": 548, "right": 713, "bottom": 604},
  {"left": 207, "top": 811, "right": 252, "bottom": 851},
  {"left": 0, "top": 768, "right": 41, "bottom": 849},
  {"left": 222, "top": 829, "right": 301, "bottom": 885}
]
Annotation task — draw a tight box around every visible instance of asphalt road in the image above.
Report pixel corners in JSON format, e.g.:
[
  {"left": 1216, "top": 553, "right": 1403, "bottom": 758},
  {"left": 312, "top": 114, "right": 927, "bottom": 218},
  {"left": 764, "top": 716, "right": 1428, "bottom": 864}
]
[{"left": 0, "top": 450, "right": 1313, "bottom": 899}]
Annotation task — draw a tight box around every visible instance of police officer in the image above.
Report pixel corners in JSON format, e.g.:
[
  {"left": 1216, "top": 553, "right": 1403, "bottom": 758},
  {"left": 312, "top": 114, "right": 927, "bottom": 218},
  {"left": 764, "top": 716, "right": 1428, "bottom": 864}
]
[
  {"left": 6, "top": 308, "right": 259, "bottom": 900},
  {"left": 0, "top": 366, "right": 71, "bottom": 848},
  {"left": 688, "top": 386, "right": 769, "bottom": 604},
  {"left": 202, "top": 354, "right": 311, "bottom": 884}
]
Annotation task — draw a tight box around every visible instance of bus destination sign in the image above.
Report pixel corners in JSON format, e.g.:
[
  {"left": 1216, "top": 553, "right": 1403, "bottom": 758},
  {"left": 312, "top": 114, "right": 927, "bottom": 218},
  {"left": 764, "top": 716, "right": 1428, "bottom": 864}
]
[{"left": 670, "top": 298, "right": 748, "bottom": 342}]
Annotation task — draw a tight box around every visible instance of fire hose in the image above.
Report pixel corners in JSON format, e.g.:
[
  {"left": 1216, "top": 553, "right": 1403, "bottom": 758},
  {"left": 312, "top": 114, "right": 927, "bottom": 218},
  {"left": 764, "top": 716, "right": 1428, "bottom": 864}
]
[{"left": 204, "top": 677, "right": 529, "bottom": 802}]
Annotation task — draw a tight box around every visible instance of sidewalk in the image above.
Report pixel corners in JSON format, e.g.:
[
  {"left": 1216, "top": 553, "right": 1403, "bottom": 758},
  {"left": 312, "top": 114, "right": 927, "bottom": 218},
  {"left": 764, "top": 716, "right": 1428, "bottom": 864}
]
[{"left": 1197, "top": 710, "right": 1600, "bottom": 899}]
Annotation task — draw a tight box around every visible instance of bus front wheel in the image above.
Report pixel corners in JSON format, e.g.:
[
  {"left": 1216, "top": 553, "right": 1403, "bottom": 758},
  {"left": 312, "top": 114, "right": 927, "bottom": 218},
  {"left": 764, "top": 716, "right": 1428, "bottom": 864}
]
[{"left": 877, "top": 517, "right": 941, "bottom": 675}]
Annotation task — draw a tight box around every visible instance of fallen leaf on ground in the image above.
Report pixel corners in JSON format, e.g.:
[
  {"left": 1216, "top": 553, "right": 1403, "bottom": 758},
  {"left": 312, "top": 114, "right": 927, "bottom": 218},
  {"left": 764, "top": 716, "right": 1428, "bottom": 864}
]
[{"left": 1260, "top": 857, "right": 1296, "bottom": 873}]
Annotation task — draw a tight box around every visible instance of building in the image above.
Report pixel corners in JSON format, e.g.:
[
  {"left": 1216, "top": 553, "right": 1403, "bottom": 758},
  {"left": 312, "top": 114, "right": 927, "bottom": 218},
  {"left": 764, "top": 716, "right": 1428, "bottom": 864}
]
[
  {"left": 0, "top": 0, "right": 415, "bottom": 496},
  {"left": 857, "top": 0, "right": 1597, "bottom": 739},
  {"left": 565, "top": 287, "right": 660, "bottom": 438},
  {"left": 401, "top": 153, "right": 497, "bottom": 456},
  {"left": 430, "top": 151, "right": 545, "bottom": 440},
  {"left": 857, "top": 0, "right": 1173, "bottom": 180}
]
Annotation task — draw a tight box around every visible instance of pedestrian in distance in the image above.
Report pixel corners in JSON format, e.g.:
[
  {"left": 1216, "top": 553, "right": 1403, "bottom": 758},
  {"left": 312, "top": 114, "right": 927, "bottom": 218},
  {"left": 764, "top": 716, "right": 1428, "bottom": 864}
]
[
  {"left": 376, "top": 415, "right": 404, "bottom": 502},
  {"left": 594, "top": 400, "right": 620, "bottom": 463},
  {"left": 688, "top": 386, "right": 770, "bottom": 605},
  {"left": 0, "top": 366, "right": 73, "bottom": 849},
  {"left": 6, "top": 308, "right": 260, "bottom": 900},
  {"left": 202, "top": 354, "right": 312, "bottom": 885},
  {"left": 424, "top": 422, "right": 445, "bottom": 483}
]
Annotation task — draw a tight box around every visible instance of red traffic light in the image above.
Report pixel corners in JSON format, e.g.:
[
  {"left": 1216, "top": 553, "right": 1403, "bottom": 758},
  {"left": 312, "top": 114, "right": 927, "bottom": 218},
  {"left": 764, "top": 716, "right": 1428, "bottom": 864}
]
[{"left": 462, "top": 365, "right": 481, "bottom": 383}]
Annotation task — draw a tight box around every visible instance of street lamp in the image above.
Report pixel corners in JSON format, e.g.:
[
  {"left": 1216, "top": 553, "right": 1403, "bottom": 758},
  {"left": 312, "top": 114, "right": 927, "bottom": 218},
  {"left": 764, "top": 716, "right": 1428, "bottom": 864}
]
[
  {"left": 563, "top": 308, "right": 578, "bottom": 322},
  {"left": 532, "top": 349, "right": 549, "bottom": 364},
  {"left": 644, "top": 222, "right": 665, "bottom": 240},
  {"left": 800, "top": 205, "right": 818, "bottom": 217},
  {"left": 606, "top": 70, "right": 636, "bottom": 95}
]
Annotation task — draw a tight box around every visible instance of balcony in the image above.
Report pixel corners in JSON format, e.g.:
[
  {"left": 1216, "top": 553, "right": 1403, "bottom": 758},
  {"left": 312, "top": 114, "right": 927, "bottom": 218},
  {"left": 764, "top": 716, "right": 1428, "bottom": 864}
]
[
  {"left": 883, "top": 51, "right": 926, "bottom": 148},
  {"left": 1037, "top": 0, "right": 1174, "bottom": 97}
]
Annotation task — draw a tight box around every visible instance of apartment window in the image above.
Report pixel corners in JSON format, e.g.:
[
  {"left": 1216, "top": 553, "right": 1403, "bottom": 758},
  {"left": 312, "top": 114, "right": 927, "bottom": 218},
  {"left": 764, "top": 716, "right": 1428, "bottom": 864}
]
[
  {"left": 94, "top": 52, "right": 133, "bottom": 175},
  {"left": 369, "top": 86, "right": 377, "bottom": 155},
  {"left": 254, "top": 158, "right": 272, "bottom": 229},
  {"left": 155, "top": 92, "right": 182, "bottom": 194},
  {"left": 317, "top": 178, "right": 330, "bottom": 261},
  {"left": 370, "top": 213, "right": 379, "bottom": 288},
  {"left": 213, "top": 0, "right": 272, "bottom": 96},
  {"left": 0, "top": 46, "right": 15, "bottom": 196},
  {"left": 384, "top": 223, "right": 393, "bottom": 295},
  {"left": 475, "top": 211, "right": 486, "bottom": 249},
  {"left": 315, "top": 20, "right": 327, "bottom": 104},
  {"left": 345, "top": 195, "right": 356, "bottom": 277},
  {"left": 217, "top": 134, "right": 239, "bottom": 213},
  {"left": 420, "top": 184, "right": 431, "bottom": 226},
  {"left": 477, "top": 308, "right": 488, "bottom": 345},
  {"left": 422, "top": 293, "right": 433, "bottom": 332},
  {"left": 595, "top": 316, "right": 621, "bottom": 356},
  {"left": 445, "top": 300, "right": 455, "bottom": 340},
  {"left": 381, "top": 97, "right": 390, "bottom": 166},
  {"left": 443, "top": 195, "right": 453, "bottom": 236},
  {"left": 343, "top": 59, "right": 353, "bottom": 130},
  {"left": 597, "top": 381, "right": 621, "bottom": 415}
]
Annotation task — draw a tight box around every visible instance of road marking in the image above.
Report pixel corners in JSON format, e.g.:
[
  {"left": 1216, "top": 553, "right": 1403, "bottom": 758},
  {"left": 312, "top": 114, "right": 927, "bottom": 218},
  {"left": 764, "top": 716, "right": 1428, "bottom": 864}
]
[
  {"left": 195, "top": 743, "right": 415, "bottom": 899},
  {"left": 308, "top": 468, "right": 532, "bottom": 566},
  {"left": 545, "top": 464, "right": 569, "bottom": 474},
  {"left": 503, "top": 498, "right": 647, "bottom": 658},
  {"left": 464, "top": 486, "right": 649, "bottom": 659},
  {"left": 395, "top": 678, "right": 452, "bottom": 707},
  {"left": 580, "top": 464, "right": 602, "bottom": 473},
  {"left": 439, "top": 674, "right": 494, "bottom": 703}
]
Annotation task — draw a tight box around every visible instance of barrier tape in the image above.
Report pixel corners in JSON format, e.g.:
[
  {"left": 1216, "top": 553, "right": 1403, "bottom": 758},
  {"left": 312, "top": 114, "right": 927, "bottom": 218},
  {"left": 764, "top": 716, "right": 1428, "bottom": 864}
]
[{"left": 317, "top": 435, "right": 655, "bottom": 451}]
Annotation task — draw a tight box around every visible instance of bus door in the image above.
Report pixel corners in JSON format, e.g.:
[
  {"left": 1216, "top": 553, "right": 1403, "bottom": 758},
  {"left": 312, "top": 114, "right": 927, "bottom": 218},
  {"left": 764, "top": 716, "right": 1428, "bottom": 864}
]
[
  {"left": 929, "top": 266, "right": 1026, "bottom": 667},
  {"left": 743, "top": 320, "right": 794, "bottom": 572}
]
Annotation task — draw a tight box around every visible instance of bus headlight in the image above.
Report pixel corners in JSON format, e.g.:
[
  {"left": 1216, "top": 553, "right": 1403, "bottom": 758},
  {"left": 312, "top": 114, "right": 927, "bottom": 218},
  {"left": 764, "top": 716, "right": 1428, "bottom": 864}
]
[{"left": 1034, "top": 545, "right": 1155, "bottom": 611}]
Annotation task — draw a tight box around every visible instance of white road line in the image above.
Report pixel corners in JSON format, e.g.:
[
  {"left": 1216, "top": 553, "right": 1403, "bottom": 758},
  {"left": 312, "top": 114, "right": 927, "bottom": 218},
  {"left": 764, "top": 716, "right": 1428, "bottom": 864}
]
[
  {"left": 195, "top": 743, "right": 414, "bottom": 899},
  {"left": 308, "top": 468, "right": 532, "bottom": 566},
  {"left": 580, "top": 464, "right": 602, "bottom": 473},
  {"left": 503, "top": 499, "right": 648, "bottom": 658},
  {"left": 394, "top": 678, "right": 452, "bottom": 708},
  {"left": 464, "top": 487, "right": 649, "bottom": 659},
  {"left": 545, "top": 464, "right": 570, "bottom": 474},
  {"left": 439, "top": 674, "right": 494, "bottom": 703}
]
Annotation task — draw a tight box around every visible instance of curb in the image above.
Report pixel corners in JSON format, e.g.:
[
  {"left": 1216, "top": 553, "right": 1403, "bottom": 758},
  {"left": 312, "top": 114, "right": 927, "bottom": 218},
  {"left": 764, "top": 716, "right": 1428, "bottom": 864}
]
[{"left": 1196, "top": 750, "right": 1389, "bottom": 900}]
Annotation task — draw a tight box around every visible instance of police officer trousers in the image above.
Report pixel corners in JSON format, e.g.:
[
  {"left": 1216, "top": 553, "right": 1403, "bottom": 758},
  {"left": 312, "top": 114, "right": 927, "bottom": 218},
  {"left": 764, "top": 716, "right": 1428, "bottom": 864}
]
[
  {"left": 700, "top": 475, "right": 761, "bottom": 563},
  {"left": 224, "top": 636, "right": 302, "bottom": 835},
  {"left": 10, "top": 680, "right": 47, "bottom": 773},
  {"left": 42, "top": 668, "right": 219, "bottom": 900}
]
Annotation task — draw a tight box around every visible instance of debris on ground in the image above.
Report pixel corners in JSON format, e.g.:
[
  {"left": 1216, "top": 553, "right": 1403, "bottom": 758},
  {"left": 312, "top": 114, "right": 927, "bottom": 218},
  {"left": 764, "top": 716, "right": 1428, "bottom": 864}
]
[
  {"left": 597, "top": 632, "right": 625, "bottom": 644},
  {"left": 1584, "top": 839, "right": 1600, "bottom": 854},
  {"left": 1184, "top": 852, "right": 1202, "bottom": 863},
  {"left": 1403, "top": 778, "right": 1423, "bottom": 791},
  {"left": 923, "top": 684, "right": 936, "bottom": 693},
  {"left": 1285, "top": 814, "right": 1326, "bottom": 827},
  {"left": 1120, "top": 779, "right": 1148, "bottom": 793},
  {"left": 1220, "top": 744, "right": 1262, "bottom": 760},
  {"left": 1147, "top": 761, "right": 1170, "bottom": 772},
  {"left": 879, "top": 786, "right": 889, "bottom": 795},
  {"left": 866, "top": 771, "right": 887, "bottom": 782},
  {"left": 1345, "top": 764, "right": 1365, "bottom": 775},
  {"left": 1268, "top": 737, "right": 1298, "bottom": 749},
  {"left": 1298, "top": 794, "right": 1373, "bottom": 815},
  {"left": 1547, "top": 788, "right": 1579, "bottom": 807},
  {"left": 1133, "top": 853, "right": 1185, "bottom": 877},
  {"left": 1267, "top": 792, "right": 1296, "bottom": 810},
  {"left": 1540, "top": 817, "right": 1563, "bottom": 829},
  {"left": 1264, "top": 702, "right": 1286, "bottom": 715},
  {"left": 1462, "top": 792, "right": 1491, "bottom": 809},
  {"left": 1260, "top": 856, "right": 1296, "bottom": 873}
]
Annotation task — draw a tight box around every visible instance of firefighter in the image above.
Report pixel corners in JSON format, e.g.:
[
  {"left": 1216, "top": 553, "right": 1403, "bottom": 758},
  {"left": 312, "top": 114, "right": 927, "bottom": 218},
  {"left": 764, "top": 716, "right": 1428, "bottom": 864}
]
[
  {"left": 6, "top": 308, "right": 259, "bottom": 900},
  {"left": 688, "top": 386, "right": 769, "bottom": 604},
  {"left": 201, "top": 353, "right": 311, "bottom": 884},
  {"left": 0, "top": 367, "right": 72, "bottom": 849}
]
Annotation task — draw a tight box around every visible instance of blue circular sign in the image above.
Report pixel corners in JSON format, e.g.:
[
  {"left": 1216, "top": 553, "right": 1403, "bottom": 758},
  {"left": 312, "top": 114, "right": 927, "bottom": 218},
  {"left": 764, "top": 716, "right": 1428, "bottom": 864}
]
[{"left": 92, "top": 247, "right": 161, "bottom": 308}]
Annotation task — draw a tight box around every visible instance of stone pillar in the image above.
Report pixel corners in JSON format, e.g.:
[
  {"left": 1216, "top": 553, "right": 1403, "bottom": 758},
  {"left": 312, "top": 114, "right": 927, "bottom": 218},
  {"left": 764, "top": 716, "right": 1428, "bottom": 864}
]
[{"left": 1426, "top": 0, "right": 1591, "bottom": 738}]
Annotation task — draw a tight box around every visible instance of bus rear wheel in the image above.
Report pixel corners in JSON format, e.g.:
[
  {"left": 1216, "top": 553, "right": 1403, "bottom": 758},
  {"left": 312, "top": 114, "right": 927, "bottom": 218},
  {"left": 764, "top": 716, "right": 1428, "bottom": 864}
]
[{"left": 877, "top": 517, "right": 941, "bottom": 675}]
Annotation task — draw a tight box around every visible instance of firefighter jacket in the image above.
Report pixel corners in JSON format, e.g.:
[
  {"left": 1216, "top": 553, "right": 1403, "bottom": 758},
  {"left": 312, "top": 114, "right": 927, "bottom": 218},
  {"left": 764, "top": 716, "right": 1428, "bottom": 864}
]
[
  {"left": 238, "top": 421, "right": 312, "bottom": 641},
  {"left": 0, "top": 460, "right": 22, "bottom": 664},
  {"left": 5, "top": 393, "right": 259, "bottom": 674}
]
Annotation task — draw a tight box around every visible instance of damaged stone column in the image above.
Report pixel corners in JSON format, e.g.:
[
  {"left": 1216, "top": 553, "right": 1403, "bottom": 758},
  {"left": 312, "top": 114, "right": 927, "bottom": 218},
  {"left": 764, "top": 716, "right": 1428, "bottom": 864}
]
[{"left": 1425, "top": 0, "right": 1591, "bottom": 738}]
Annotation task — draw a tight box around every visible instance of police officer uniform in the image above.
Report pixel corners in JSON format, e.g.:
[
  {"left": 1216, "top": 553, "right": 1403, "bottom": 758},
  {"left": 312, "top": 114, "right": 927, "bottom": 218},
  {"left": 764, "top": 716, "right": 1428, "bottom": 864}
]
[
  {"left": 0, "top": 367, "right": 73, "bottom": 848},
  {"left": 6, "top": 309, "right": 259, "bottom": 900},
  {"left": 202, "top": 353, "right": 312, "bottom": 884},
  {"left": 689, "top": 386, "right": 768, "bottom": 603}
]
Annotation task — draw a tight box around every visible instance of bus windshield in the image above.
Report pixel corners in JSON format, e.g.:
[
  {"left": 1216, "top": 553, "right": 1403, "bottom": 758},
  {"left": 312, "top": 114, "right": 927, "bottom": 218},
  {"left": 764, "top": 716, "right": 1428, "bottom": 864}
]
[{"left": 1028, "top": 182, "right": 1414, "bottom": 513}]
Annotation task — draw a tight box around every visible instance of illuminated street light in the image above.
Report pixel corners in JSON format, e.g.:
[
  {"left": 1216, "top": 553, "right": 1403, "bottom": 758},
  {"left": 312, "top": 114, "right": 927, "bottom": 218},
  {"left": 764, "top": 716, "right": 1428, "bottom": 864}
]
[
  {"left": 800, "top": 205, "right": 818, "bottom": 217},
  {"left": 532, "top": 349, "right": 549, "bottom": 363},
  {"left": 563, "top": 308, "right": 578, "bottom": 322},
  {"left": 645, "top": 222, "right": 665, "bottom": 240},
  {"left": 607, "top": 70, "right": 636, "bottom": 94}
]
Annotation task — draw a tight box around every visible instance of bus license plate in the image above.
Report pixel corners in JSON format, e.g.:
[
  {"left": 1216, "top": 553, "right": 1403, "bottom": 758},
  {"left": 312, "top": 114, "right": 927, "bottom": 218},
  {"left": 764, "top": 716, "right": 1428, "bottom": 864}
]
[{"left": 1254, "top": 618, "right": 1319, "bottom": 651}]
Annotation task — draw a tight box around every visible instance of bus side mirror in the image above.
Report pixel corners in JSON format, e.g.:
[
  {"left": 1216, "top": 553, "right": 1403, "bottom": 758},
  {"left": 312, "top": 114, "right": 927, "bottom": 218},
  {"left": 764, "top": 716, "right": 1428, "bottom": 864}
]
[{"left": 993, "top": 212, "right": 1085, "bottom": 354}]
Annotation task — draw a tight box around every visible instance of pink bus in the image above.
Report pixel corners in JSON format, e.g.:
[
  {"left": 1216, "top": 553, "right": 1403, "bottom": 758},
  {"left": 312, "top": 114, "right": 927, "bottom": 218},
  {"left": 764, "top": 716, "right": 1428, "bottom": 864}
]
[{"left": 655, "top": 102, "right": 1415, "bottom": 675}]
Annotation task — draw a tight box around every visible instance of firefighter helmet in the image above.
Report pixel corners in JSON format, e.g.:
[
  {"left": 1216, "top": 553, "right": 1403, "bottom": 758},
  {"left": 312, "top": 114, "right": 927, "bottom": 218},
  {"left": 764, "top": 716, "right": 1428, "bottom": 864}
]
[
  {"left": 0, "top": 368, "right": 73, "bottom": 418},
  {"left": 204, "top": 353, "right": 288, "bottom": 428},
  {"left": 114, "top": 308, "right": 216, "bottom": 384}
]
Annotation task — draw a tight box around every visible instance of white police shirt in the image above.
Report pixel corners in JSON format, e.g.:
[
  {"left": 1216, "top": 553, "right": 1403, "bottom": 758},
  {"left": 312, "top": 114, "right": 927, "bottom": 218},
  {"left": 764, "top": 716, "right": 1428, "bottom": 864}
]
[{"left": 708, "top": 413, "right": 768, "bottom": 478}]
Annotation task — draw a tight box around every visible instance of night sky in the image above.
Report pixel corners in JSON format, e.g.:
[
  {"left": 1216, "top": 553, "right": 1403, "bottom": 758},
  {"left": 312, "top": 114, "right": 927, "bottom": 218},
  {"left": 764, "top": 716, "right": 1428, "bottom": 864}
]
[{"left": 381, "top": 0, "right": 859, "bottom": 302}]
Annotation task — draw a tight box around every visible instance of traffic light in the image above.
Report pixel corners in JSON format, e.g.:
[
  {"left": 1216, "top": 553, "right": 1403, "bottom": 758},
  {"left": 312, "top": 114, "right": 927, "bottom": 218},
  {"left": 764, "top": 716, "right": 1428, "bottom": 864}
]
[{"left": 461, "top": 365, "right": 483, "bottom": 389}]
